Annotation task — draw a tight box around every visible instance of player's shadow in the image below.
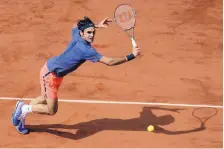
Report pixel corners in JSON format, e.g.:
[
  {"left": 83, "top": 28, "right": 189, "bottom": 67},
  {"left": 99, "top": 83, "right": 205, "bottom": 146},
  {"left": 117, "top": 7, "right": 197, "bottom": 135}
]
[{"left": 26, "top": 106, "right": 205, "bottom": 140}]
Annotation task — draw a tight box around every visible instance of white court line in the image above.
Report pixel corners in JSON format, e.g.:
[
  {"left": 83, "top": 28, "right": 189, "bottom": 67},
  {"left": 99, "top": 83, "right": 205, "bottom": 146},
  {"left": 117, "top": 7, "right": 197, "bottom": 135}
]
[{"left": 0, "top": 97, "right": 223, "bottom": 109}]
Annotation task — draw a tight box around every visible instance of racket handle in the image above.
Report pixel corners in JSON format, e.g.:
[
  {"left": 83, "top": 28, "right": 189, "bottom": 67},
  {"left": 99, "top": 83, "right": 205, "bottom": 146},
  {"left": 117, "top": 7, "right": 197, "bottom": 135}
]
[{"left": 131, "top": 38, "right": 137, "bottom": 48}]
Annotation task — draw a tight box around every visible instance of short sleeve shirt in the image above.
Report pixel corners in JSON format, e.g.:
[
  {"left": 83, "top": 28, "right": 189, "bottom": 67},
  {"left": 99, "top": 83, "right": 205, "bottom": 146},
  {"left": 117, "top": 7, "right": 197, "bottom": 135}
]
[{"left": 47, "top": 27, "right": 103, "bottom": 77}]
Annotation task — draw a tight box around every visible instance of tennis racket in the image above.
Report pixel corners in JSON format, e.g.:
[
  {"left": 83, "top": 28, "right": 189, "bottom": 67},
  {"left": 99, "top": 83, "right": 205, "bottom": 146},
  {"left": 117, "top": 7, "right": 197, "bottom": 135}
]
[
  {"left": 192, "top": 107, "right": 218, "bottom": 126},
  {"left": 114, "top": 4, "right": 138, "bottom": 48}
]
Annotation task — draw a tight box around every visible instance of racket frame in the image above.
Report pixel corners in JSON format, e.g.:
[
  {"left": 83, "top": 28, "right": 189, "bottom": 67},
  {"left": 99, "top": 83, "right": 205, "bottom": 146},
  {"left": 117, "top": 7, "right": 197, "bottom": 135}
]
[
  {"left": 192, "top": 107, "right": 218, "bottom": 125},
  {"left": 114, "top": 4, "right": 137, "bottom": 48}
]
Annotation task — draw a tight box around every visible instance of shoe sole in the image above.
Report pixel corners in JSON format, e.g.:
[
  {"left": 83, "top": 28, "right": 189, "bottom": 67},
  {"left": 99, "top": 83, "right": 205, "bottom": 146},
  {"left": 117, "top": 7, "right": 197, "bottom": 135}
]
[{"left": 16, "top": 127, "right": 29, "bottom": 135}]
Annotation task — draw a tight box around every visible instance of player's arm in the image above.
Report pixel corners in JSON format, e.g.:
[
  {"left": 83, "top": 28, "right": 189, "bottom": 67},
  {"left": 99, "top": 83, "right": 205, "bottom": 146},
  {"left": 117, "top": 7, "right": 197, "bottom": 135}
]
[
  {"left": 99, "top": 56, "right": 127, "bottom": 66},
  {"left": 99, "top": 47, "right": 140, "bottom": 66}
]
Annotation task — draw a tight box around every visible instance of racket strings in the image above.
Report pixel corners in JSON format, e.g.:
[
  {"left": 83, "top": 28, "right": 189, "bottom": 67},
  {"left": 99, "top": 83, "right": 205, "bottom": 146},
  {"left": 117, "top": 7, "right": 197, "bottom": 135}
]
[{"left": 114, "top": 4, "right": 136, "bottom": 30}]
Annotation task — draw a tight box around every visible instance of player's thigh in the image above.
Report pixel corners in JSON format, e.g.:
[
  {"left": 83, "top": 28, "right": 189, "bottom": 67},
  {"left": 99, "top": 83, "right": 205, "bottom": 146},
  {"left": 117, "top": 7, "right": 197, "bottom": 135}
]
[
  {"left": 39, "top": 63, "right": 63, "bottom": 114},
  {"left": 40, "top": 63, "right": 63, "bottom": 101}
]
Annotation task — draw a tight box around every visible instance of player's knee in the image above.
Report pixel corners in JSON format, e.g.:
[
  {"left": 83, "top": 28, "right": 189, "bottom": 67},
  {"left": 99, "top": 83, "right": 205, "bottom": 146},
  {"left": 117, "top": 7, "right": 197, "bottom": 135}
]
[
  {"left": 46, "top": 97, "right": 58, "bottom": 115},
  {"left": 48, "top": 102, "right": 58, "bottom": 115},
  {"left": 48, "top": 107, "right": 58, "bottom": 115}
]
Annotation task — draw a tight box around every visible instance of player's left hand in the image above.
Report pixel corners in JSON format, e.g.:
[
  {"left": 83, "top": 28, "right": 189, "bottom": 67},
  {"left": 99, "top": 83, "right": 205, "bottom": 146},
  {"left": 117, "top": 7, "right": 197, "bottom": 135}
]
[{"left": 97, "top": 17, "right": 112, "bottom": 28}]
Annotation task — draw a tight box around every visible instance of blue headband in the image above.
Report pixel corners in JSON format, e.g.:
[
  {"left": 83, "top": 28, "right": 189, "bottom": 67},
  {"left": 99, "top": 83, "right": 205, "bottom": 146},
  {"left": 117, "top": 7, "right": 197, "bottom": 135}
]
[{"left": 79, "top": 23, "right": 95, "bottom": 31}]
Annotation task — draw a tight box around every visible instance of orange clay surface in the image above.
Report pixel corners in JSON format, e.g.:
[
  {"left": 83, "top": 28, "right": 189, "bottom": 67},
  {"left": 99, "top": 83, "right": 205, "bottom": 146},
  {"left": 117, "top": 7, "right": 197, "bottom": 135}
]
[{"left": 0, "top": 0, "right": 222, "bottom": 148}]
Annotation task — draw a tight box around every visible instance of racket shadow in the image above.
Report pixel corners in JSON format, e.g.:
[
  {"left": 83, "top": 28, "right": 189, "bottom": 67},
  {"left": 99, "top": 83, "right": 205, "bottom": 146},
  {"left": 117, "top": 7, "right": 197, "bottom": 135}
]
[
  {"left": 25, "top": 106, "right": 205, "bottom": 140},
  {"left": 154, "top": 107, "right": 219, "bottom": 135},
  {"left": 192, "top": 107, "right": 218, "bottom": 128},
  {"left": 154, "top": 124, "right": 205, "bottom": 135}
]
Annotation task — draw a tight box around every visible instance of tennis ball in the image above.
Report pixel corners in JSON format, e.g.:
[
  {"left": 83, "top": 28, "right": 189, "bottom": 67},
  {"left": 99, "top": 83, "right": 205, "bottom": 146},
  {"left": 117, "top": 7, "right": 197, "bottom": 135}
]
[{"left": 147, "top": 125, "right": 154, "bottom": 132}]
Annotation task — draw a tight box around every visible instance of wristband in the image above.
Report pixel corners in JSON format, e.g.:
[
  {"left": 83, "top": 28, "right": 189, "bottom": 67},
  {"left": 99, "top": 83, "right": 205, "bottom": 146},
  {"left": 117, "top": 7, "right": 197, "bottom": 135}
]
[{"left": 126, "top": 53, "right": 135, "bottom": 61}]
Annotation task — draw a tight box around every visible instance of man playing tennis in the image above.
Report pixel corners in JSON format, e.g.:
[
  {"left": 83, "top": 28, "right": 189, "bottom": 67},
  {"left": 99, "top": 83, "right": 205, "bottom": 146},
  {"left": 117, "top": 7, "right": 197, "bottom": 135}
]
[{"left": 11, "top": 16, "right": 140, "bottom": 134}]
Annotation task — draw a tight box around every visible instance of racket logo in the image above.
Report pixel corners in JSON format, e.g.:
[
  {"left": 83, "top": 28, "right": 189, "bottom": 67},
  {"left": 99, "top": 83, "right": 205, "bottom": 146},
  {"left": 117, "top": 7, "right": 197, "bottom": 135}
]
[{"left": 117, "top": 11, "right": 133, "bottom": 23}]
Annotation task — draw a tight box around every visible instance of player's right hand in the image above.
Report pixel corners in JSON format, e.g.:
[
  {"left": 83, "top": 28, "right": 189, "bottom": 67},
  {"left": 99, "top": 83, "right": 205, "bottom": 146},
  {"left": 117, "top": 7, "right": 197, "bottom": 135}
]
[{"left": 132, "top": 47, "right": 140, "bottom": 57}]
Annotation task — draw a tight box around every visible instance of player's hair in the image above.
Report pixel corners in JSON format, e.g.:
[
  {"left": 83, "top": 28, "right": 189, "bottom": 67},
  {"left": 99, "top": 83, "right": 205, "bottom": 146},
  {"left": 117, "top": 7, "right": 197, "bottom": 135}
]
[{"left": 77, "top": 16, "right": 95, "bottom": 31}]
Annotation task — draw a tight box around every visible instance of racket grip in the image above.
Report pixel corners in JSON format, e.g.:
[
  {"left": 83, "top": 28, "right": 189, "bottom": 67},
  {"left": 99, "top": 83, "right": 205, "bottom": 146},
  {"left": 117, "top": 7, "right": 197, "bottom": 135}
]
[{"left": 131, "top": 38, "right": 137, "bottom": 48}]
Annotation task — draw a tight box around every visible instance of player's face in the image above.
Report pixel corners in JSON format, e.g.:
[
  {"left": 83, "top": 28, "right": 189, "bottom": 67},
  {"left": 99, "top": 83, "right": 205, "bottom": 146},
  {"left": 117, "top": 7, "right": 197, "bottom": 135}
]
[{"left": 80, "top": 27, "right": 96, "bottom": 43}]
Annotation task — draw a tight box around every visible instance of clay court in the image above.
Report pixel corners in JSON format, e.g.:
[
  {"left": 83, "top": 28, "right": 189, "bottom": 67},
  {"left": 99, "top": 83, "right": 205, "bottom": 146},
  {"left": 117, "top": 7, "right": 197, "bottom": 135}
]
[{"left": 0, "top": 0, "right": 223, "bottom": 148}]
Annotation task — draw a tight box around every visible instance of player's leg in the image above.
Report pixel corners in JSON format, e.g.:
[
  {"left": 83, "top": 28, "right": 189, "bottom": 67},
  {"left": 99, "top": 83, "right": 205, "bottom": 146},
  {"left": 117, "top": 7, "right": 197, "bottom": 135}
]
[
  {"left": 24, "top": 62, "right": 62, "bottom": 115},
  {"left": 12, "top": 63, "right": 63, "bottom": 134},
  {"left": 11, "top": 96, "right": 46, "bottom": 135},
  {"left": 13, "top": 96, "right": 58, "bottom": 135},
  {"left": 20, "top": 64, "right": 62, "bottom": 115},
  {"left": 31, "top": 97, "right": 58, "bottom": 115},
  {"left": 30, "top": 96, "right": 47, "bottom": 105},
  {"left": 12, "top": 63, "right": 48, "bottom": 127},
  {"left": 12, "top": 96, "right": 46, "bottom": 127},
  {"left": 13, "top": 80, "right": 61, "bottom": 134},
  {"left": 21, "top": 96, "right": 58, "bottom": 115}
]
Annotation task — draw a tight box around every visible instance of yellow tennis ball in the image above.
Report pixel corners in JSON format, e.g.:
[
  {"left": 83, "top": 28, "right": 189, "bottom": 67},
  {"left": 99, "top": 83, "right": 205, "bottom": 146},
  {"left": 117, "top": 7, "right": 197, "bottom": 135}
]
[{"left": 147, "top": 125, "right": 154, "bottom": 132}]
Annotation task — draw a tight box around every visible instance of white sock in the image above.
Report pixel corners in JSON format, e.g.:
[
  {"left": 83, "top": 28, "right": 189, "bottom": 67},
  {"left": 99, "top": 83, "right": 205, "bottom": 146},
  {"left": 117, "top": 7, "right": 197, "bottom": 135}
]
[{"left": 22, "top": 104, "right": 32, "bottom": 115}]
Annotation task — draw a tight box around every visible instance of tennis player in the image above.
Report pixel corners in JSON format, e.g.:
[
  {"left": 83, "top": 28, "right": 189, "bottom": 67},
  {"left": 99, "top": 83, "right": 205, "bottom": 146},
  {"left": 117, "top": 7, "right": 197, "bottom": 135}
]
[{"left": 11, "top": 16, "right": 140, "bottom": 134}]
